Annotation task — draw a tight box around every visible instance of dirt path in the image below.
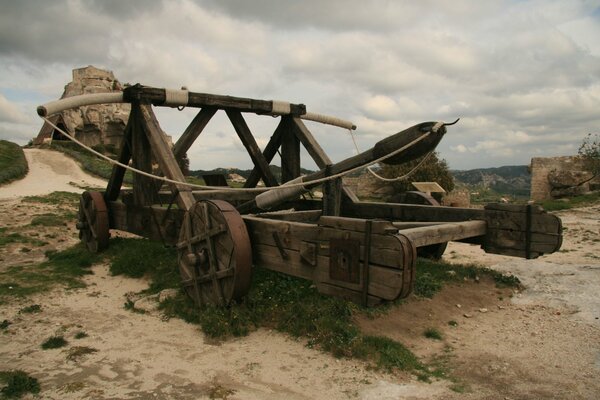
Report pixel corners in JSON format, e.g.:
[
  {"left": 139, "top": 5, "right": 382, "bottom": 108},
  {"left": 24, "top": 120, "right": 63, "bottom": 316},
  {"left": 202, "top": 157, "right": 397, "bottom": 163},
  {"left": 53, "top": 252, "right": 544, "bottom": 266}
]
[
  {"left": 0, "top": 148, "right": 106, "bottom": 199},
  {"left": 1, "top": 152, "right": 599, "bottom": 399}
]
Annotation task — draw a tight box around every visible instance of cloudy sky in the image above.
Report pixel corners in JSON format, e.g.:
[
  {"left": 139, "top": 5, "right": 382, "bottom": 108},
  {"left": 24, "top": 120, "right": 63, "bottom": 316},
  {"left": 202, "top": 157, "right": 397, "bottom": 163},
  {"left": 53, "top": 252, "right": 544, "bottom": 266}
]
[{"left": 1, "top": 0, "right": 599, "bottom": 170}]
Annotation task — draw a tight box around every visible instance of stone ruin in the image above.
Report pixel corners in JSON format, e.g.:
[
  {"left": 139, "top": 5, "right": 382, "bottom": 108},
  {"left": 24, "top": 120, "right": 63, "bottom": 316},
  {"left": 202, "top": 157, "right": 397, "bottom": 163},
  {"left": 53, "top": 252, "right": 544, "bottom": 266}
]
[
  {"left": 530, "top": 156, "right": 599, "bottom": 201},
  {"left": 34, "top": 66, "right": 130, "bottom": 148}
]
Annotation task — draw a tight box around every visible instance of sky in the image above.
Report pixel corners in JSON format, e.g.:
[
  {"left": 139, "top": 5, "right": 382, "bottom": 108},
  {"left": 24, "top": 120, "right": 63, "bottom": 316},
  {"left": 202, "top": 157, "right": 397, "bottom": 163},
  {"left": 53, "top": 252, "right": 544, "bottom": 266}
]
[{"left": 0, "top": 0, "right": 599, "bottom": 171}]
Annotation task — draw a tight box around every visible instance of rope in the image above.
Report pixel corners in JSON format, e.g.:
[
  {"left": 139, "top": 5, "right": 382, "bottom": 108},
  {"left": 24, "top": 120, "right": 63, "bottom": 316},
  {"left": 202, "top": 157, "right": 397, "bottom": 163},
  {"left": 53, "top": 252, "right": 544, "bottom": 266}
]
[{"left": 41, "top": 115, "right": 431, "bottom": 192}]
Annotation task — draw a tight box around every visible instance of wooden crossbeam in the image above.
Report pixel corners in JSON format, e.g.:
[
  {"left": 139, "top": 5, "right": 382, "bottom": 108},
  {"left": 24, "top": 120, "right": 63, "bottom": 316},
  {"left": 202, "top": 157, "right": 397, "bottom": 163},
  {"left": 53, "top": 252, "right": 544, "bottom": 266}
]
[
  {"left": 244, "top": 117, "right": 287, "bottom": 188},
  {"left": 105, "top": 109, "right": 135, "bottom": 201},
  {"left": 172, "top": 107, "right": 217, "bottom": 159},
  {"left": 226, "top": 109, "right": 279, "bottom": 187}
]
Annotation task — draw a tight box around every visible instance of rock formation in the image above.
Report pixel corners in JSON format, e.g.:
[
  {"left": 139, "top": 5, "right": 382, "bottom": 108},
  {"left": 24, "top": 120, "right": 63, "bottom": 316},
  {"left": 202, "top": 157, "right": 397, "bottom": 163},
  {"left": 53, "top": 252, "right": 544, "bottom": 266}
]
[
  {"left": 35, "top": 66, "right": 130, "bottom": 147},
  {"left": 530, "top": 156, "right": 599, "bottom": 201}
]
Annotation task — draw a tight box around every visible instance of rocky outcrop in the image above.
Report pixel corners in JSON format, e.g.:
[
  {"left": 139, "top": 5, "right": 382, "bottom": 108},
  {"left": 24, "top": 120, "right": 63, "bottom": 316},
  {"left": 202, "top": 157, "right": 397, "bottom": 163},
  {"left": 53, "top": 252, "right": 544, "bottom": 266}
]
[
  {"left": 530, "top": 156, "right": 599, "bottom": 200},
  {"left": 35, "top": 66, "right": 130, "bottom": 147}
]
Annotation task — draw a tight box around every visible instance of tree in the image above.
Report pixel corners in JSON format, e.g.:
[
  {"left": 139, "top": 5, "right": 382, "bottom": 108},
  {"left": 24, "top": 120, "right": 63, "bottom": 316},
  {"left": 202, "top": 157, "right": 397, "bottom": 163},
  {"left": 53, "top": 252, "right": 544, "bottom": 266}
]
[
  {"left": 376, "top": 151, "right": 455, "bottom": 198},
  {"left": 578, "top": 133, "right": 600, "bottom": 180}
]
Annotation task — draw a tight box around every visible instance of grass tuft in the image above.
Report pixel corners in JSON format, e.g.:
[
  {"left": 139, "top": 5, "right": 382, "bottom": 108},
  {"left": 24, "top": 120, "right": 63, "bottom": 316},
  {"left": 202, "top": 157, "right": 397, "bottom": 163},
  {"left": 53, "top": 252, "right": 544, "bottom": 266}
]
[
  {"left": 0, "top": 370, "right": 40, "bottom": 398},
  {"left": 41, "top": 336, "right": 68, "bottom": 350},
  {"left": 541, "top": 191, "right": 600, "bottom": 211},
  {"left": 18, "top": 304, "right": 41, "bottom": 314},
  {"left": 424, "top": 328, "right": 443, "bottom": 340},
  {"left": 74, "top": 331, "right": 88, "bottom": 339},
  {"left": 66, "top": 346, "right": 97, "bottom": 361}
]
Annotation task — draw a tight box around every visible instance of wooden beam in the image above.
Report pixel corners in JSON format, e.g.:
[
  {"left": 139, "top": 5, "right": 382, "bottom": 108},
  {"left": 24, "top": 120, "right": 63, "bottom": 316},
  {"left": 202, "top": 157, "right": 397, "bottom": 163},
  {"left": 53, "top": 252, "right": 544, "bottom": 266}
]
[
  {"left": 280, "top": 117, "right": 301, "bottom": 183},
  {"left": 123, "top": 85, "right": 306, "bottom": 115},
  {"left": 172, "top": 107, "right": 217, "bottom": 159},
  {"left": 131, "top": 104, "right": 158, "bottom": 206},
  {"left": 226, "top": 109, "right": 279, "bottom": 187},
  {"left": 138, "top": 104, "right": 196, "bottom": 211},
  {"left": 105, "top": 109, "right": 134, "bottom": 201},
  {"left": 398, "top": 220, "right": 487, "bottom": 248},
  {"left": 244, "top": 117, "right": 287, "bottom": 188}
]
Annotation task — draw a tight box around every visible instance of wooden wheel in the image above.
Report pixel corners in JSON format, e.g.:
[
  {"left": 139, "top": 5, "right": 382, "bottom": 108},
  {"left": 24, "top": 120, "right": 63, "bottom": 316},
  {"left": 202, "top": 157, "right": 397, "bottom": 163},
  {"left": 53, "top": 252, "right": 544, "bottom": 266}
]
[
  {"left": 177, "top": 200, "right": 252, "bottom": 306},
  {"left": 76, "top": 191, "right": 110, "bottom": 253}
]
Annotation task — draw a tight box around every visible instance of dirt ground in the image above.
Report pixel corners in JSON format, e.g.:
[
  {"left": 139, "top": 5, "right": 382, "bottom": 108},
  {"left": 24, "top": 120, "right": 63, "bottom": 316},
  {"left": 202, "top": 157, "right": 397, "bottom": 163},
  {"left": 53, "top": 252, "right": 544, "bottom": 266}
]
[{"left": 0, "top": 149, "right": 599, "bottom": 399}]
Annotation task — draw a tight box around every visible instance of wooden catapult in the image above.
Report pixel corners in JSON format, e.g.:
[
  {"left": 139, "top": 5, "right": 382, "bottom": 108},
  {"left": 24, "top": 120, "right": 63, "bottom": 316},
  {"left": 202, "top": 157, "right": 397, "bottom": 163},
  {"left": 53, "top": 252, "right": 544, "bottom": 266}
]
[{"left": 38, "top": 85, "right": 562, "bottom": 306}]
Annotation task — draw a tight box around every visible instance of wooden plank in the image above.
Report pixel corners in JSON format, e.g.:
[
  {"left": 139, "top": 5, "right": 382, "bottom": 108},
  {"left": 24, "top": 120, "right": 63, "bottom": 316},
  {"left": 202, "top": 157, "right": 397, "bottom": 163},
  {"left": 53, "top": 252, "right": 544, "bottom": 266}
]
[
  {"left": 398, "top": 221, "right": 487, "bottom": 248},
  {"left": 253, "top": 243, "right": 404, "bottom": 300},
  {"left": 131, "top": 104, "right": 158, "bottom": 206},
  {"left": 343, "top": 201, "right": 485, "bottom": 222},
  {"left": 323, "top": 173, "right": 342, "bottom": 216},
  {"left": 256, "top": 210, "right": 322, "bottom": 223},
  {"left": 108, "top": 201, "right": 184, "bottom": 244},
  {"left": 280, "top": 117, "right": 301, "bottom": 183},
  {"left": 245, "top": 118, "right": 286, "bottom": 188},
  {"left": 486, "top": 229, "right": 561, "bottom": 254},
  {"left": 318, "top": 216, "right": 397, "bottom": 235},
  {"left": 105, "top": 109, "right": 134, "bottom": 201},
  {"left": 226, "top": 109, "right": 279, "bottom": 187},
  {"left": 316, "top": 282, "right": 382, "bottom": 306},
  {"left": 243, "top": 215, "right": 409, "bottom": 268},
  {"left": 172, "top": 107, "right": 217, "bottom": 158},
  {"left": 138, "top": 104, "right": 196, "bottom": 211}
]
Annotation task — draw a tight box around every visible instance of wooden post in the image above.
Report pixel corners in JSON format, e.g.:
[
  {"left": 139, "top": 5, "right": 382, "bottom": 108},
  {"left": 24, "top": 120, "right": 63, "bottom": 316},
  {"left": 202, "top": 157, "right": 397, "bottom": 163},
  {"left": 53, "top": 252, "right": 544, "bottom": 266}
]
[
  {"left": 280, "top": 116, "right": 301, "bottom": 183},
  {"left": 244, "top": 118, "right": 286, "bottom": 188},
  {"left": 105, "top": 109, "right": 134, "bottom": 201},
  {"left": 322, "top": 165, "right": 342, "bottom": 216},
  {"left": 138, "top": 104, "right": 196, "bottom": 211},
  {"left": 131, "top": 104, "right": 158, "bottom": 206}
]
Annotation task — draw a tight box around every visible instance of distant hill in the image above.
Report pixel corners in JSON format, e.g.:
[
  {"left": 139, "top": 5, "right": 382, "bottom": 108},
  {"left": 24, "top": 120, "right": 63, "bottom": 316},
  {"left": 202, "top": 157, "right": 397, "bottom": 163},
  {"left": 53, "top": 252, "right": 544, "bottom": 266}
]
[
  {"left": 190, "top": 165, "right": 315, "bottom": 181},
  {"left": 451, "top": 165, "right": 530, "bottom": 197}
]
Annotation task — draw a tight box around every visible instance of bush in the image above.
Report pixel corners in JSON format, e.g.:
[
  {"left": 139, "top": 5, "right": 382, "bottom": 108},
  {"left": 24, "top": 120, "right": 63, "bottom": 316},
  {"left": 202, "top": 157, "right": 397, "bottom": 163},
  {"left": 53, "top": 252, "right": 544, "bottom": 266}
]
[
  {"left": 377, "top": 152, "right": 454, "bottom": 199},
  {"left": 0, "top": 140, "right": 28, "bottom": 185}
]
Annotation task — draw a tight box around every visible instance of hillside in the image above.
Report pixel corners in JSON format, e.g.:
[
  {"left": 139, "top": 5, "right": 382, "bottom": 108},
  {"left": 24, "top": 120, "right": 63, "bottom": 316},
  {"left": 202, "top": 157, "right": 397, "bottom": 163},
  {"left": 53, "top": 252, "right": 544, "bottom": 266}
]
[
  {"left": 452, "top": 165, "right": 530, "bottom": 197},
  {"left": 190, "top": 165, "right": 315, "bottom": 182}
]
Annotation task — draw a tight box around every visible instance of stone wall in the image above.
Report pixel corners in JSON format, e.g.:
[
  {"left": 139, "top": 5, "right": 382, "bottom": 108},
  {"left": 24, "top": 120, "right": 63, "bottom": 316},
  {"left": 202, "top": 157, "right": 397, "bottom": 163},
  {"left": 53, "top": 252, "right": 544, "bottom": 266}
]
[
  {"left": 35, "top": 66, "right": 130, "bottom": 147},
  {"left": 530, "top": 156, "right": 598, "bottom": 201}
]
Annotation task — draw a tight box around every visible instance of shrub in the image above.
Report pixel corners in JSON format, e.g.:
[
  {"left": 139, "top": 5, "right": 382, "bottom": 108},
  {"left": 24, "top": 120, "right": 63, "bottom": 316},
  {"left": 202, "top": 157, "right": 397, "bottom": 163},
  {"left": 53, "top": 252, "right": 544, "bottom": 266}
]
[{"left": 0, "top": 140, "right": 28, "bottom": 185}]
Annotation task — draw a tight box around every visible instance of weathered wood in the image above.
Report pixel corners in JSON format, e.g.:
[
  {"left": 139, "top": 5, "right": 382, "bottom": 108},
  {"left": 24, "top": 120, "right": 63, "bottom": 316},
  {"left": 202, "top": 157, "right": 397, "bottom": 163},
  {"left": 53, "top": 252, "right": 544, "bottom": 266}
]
[
  {"left": 322, "top": 166, "right": 342, "bottom": 216},
  {"left": 253, "top": 243, "right": 405, "bottom": 300},
  {"left": 123, "top": 85, "right": 306, "bottom": 115},
  {"left": 398, "top": 220, "right": 487, "bottom": 248},
  {"left": 108, "top": 201, "right": 184, "bottom": 244},
  {"left": 172, "top": 107, "right": 217, "bottom": 158},
  {"left": 257, "top": 210, "right": 322, "bottom": 223},
  {"left": 243, "top": 216, "right": 410, "bottom": 268},
  {"left": 138, "top": 104, "right": 196, "bottom": 211},
  {"left": 244, "top": 118, "right": 287, "bottom": 188},
  {"left": 343, "top": 201, "right": 485, "bottom": 222},
  {"left": 131, "top": 104, "right": 158, "bottom": 206},
  {"left": 280, "top": 117, "right": 301, "bottom": 183},
  {"left": 105, "top": 110, "right": 134, "bottom": 201},
  {"left": 318, "top": 216, "right": 397, "bottom": 235},
  {"left": 226, "top": 110, "right": 279, "bottom": 187}
]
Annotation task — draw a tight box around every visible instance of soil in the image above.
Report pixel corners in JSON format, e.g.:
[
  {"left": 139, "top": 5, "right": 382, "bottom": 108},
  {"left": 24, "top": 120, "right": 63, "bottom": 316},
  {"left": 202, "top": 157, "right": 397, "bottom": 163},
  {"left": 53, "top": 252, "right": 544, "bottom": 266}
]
[{"left": 1, "top": 149, "right": 599, "bottom": 399}]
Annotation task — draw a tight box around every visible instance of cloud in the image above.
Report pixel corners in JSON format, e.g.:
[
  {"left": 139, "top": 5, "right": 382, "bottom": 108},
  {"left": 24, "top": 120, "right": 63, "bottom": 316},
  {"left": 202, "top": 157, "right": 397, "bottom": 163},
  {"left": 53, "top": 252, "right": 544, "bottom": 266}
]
[{"left": 0, "top": 93, "right": 29, "bottom": 123}]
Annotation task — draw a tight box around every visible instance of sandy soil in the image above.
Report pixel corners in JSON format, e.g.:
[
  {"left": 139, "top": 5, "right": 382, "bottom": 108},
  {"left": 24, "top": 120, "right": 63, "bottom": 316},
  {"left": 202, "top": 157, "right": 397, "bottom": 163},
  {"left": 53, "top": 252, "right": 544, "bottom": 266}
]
[
  {"left": 1, "top": 149, "right": 599, "bottom": 399},
  {"left": 0, "top": 148, "right": 106, "bottom": 199}
]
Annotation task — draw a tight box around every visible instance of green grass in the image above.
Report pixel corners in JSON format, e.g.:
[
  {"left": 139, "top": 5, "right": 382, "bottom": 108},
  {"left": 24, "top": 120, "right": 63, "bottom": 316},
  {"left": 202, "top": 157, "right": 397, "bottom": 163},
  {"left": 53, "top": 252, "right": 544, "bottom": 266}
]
[
  {"left": 66, "top": 346, "right": 97, "bottom": 361},
  {"left": 22, "top": 191, "right": 80, "bottom": 207},
  {"left": 0, "top": 370, "right": 40, "bottom": 398},
  {"left": 541, "top": 191, "right": 600, "bottom": 211},
  {"left": 18, "top": 304, "right": 41, "bottom": 314},
  {"left": 424, "top": 328, "right": 443, "bottom": 340},
  {"left": 30, "top": 214, "right": 67, "bottom": 227},
  {"left": 413, "top": 258, "right": 521, "bottom": 298},
  {"left": 0, "top": 140, "right": 28, "bottom": 186},
  {"left": 41, "top": 336, "right": 68, "bottom": 349},
  {"left": 0, "top": 244, "right": 98, "bottom": 301},
  {"left": 74, "top": 331, "right": 88, "bottom": 339}
]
